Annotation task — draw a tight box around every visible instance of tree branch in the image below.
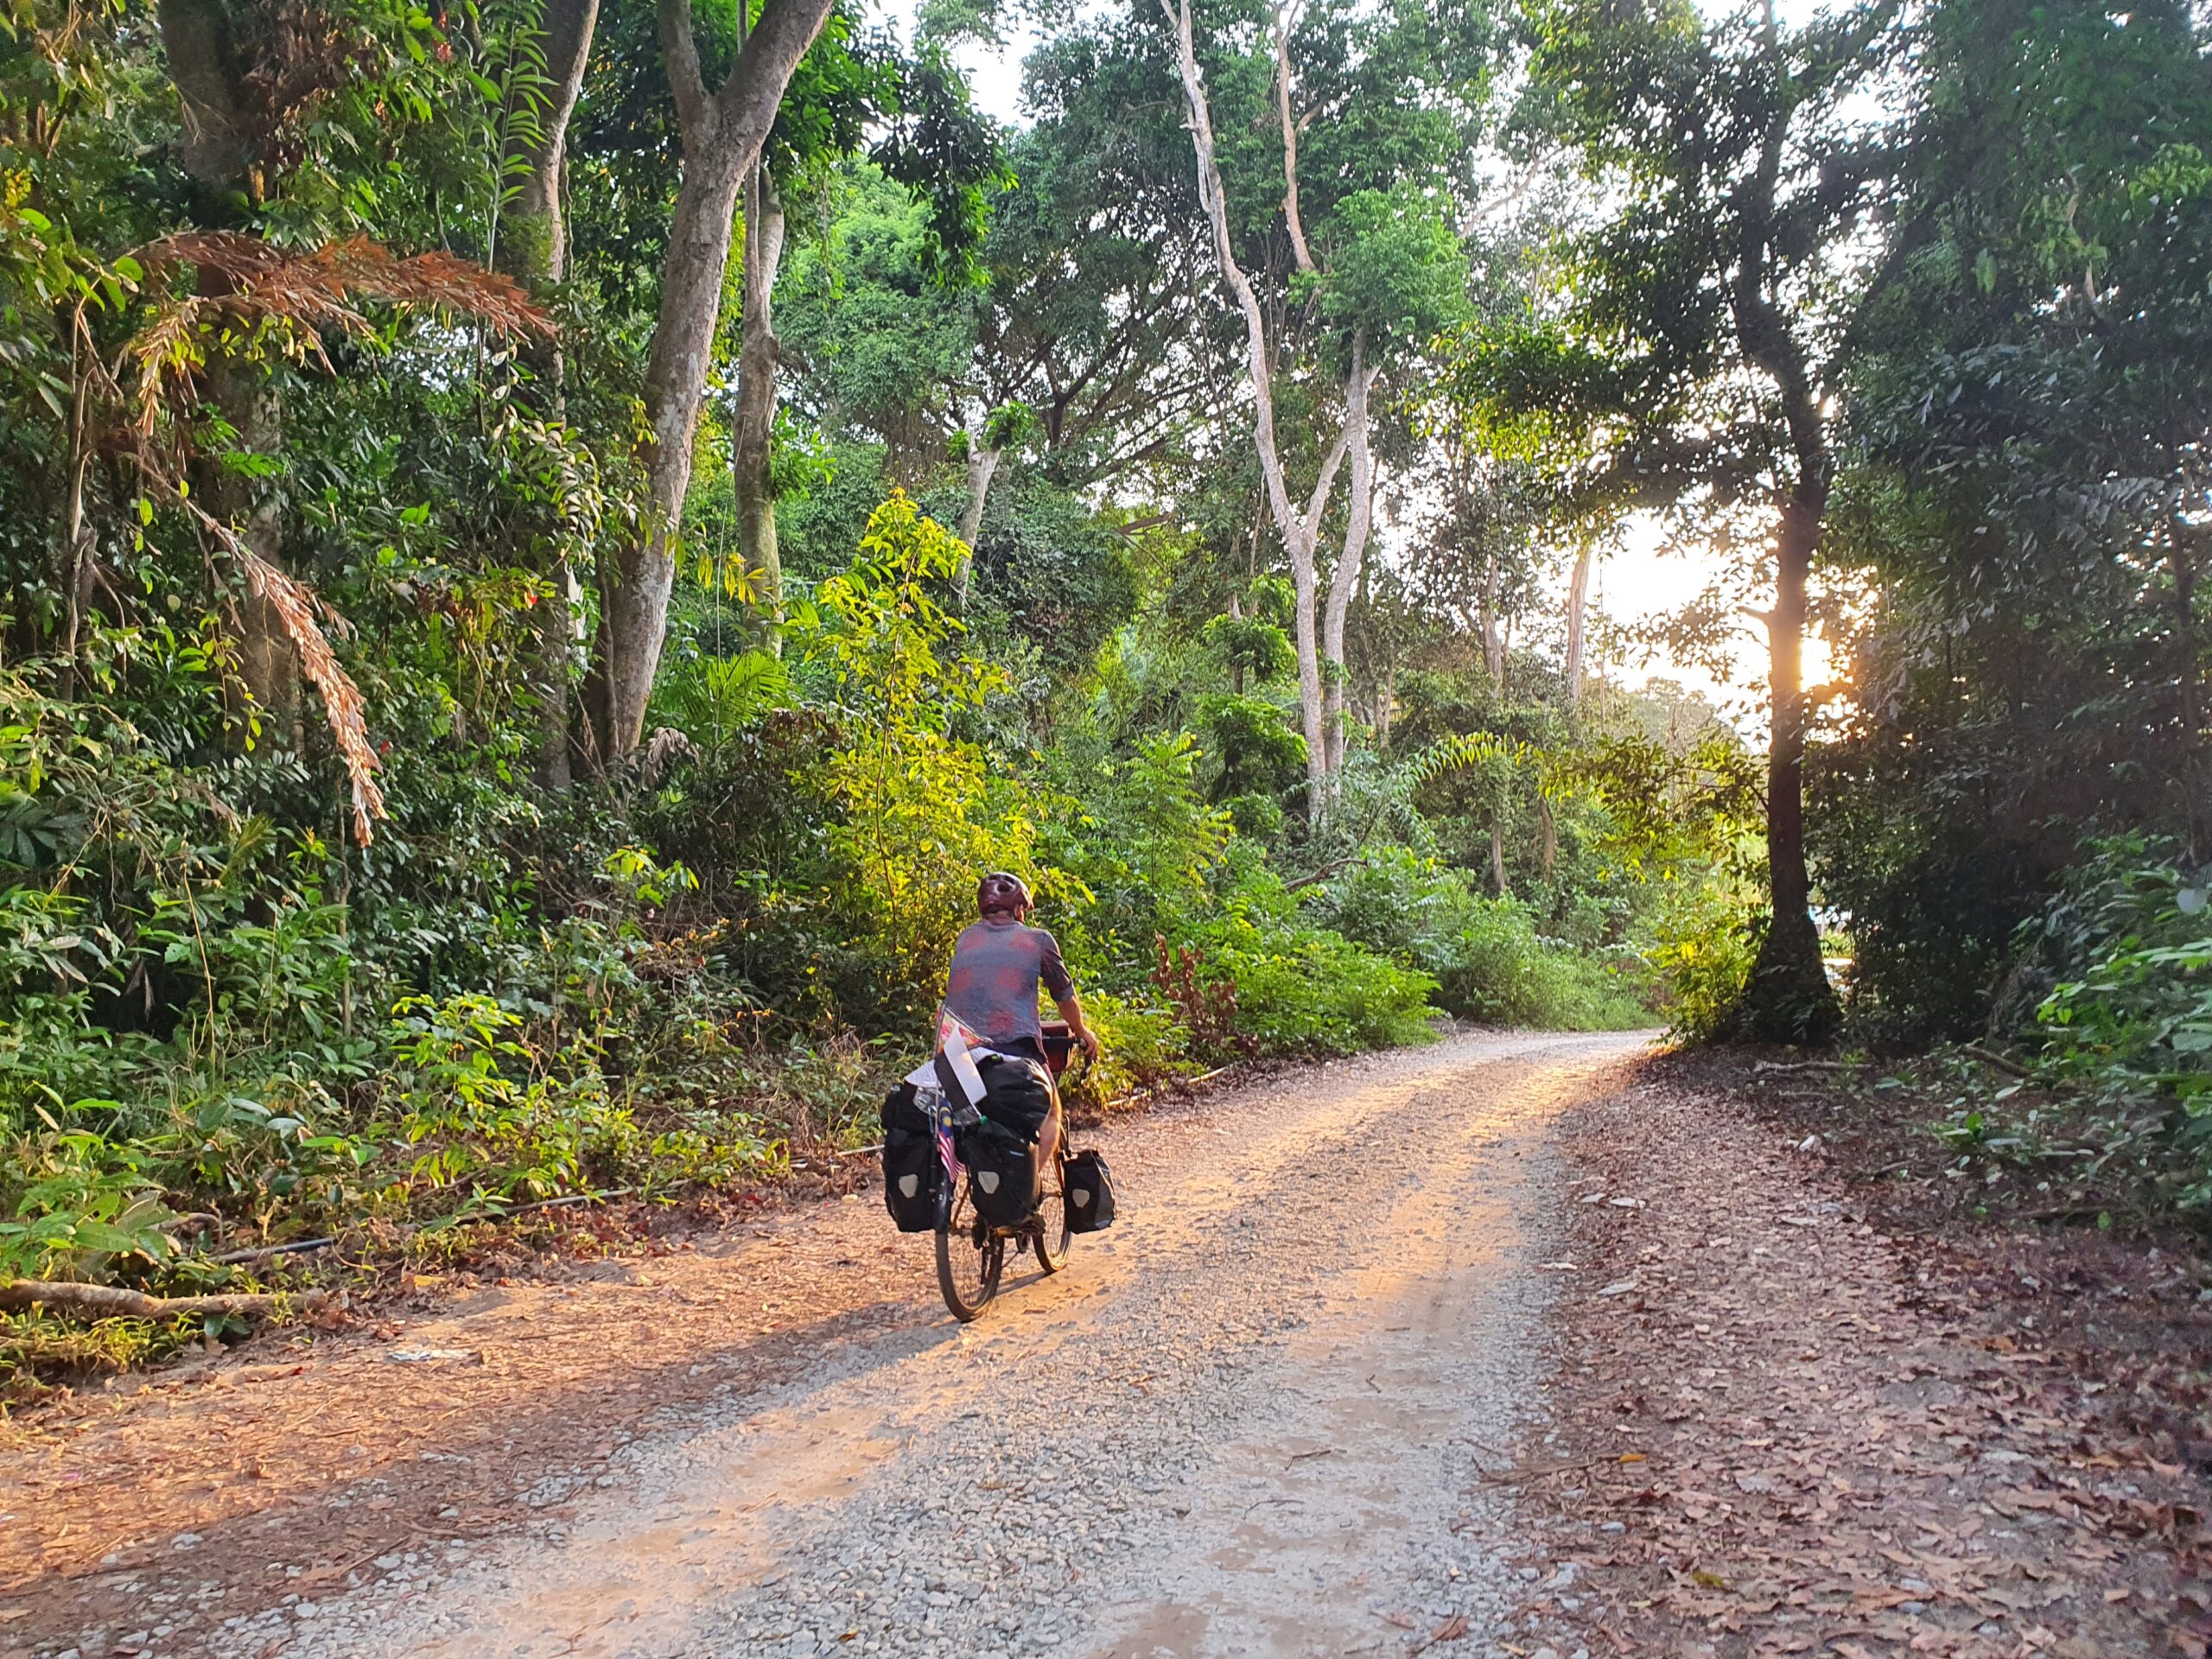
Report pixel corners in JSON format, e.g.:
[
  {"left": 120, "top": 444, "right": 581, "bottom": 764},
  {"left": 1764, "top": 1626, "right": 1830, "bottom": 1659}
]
[
  {"left": 0, "top": 1280, "right": 329, "bottom": 1319},
  {"left": 658, "top": 0, "right": 713, "bottom": 143},
  {"left": 713, "top": 0, "right": 837, "bottom": 150},
  {"left": 1274, "top": 3, "right": 1317, "bottom": 275},
  {"left": 1162, "top": 0, "right": 1297, "bottom": 543}
]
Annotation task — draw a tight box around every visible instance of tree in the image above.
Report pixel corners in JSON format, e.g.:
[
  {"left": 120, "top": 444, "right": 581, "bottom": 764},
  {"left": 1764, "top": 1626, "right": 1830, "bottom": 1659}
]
[
  {"left": 1313, "top": 184, "right": 1471, "bottom": 769},
  {"left": 1811, "top": 0, "right": 2212, "bottom": 1037},
  {"left": 1467, "top": 0, "right": 1904, "bottom": 1040},
  {"left": 156, "top": 0, "right": 319, "bottom": 727},
  {"left": 731, "top": 22, "right": 1005, "bottom": 637},
  {"left": 491, "top": 0, "right": 601, "bottom": 787},
  {"left": 969, "top": 44, "right": 1215, "bottom": 490},
  {"left": 1160, "top": 0, "right": 1484, "bottom": 815},
  {"left": 950, "top": 399, "right": 1033, "bottom": 601},
  {"left": 591, "top": 0, "right": 839, "bottom": 764}
]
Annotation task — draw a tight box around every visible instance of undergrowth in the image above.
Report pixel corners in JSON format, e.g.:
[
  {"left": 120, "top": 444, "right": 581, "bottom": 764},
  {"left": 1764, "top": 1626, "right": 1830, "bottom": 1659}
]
[{"left": 2, "top": 502, "right": 1678, "bottom": 1394}]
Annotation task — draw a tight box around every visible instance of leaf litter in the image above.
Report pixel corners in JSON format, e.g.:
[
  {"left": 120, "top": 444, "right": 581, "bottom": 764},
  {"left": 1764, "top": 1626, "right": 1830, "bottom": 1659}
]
[{"left": 1496, "top": 1059, "right": 2212, "bottom": 1659}]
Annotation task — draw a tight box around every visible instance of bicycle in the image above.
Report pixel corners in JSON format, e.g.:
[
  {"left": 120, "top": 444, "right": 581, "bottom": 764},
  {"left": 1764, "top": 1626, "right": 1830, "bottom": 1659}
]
[{"left": 928, "top": 1024, "right": 1083, "bottom": 1322}]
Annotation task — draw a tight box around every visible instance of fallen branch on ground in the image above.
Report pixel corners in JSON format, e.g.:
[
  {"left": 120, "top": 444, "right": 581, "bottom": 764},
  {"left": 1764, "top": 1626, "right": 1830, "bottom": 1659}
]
[
  {"left": 0, "top": 1280, "right": 328, "bottom": 1319},
  {"left": 211, "top": 1235, "right": 339, "bottom": 1265},
  {"left": 1963, "top": 1043, "right": 2036, "bottom": 1079}
]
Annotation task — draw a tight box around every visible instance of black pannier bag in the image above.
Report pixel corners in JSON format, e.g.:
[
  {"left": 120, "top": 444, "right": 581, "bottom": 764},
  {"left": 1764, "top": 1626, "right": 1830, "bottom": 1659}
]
[
  {"left": 961, "top": 1115, "right": 1044, "bottom": 1228},
  {"left": 880, "top": 1084, "right": 938, "bottom": 1232},
  {"left": 1064, "top": 1148, "right": 1116, "bottom": 1232}
]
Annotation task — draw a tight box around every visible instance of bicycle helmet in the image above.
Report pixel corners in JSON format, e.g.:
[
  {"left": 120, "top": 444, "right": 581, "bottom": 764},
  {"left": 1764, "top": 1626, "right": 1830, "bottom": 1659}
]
[{"left": 976, "top": 871, "right": 1033, "bottom": 918}]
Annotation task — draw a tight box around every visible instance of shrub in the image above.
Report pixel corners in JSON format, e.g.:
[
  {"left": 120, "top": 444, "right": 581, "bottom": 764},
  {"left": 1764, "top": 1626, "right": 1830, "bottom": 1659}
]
[
  {"left": 1314, "top": 848, "right": 1648, "bottom": 1030},
  {"left": 2031, "top": 847, "right": 2212, "bottom": 1134},
  {"left": 802, "top": 493, "right": 1043, "bottom": 1016},
  {"left": 1645, "top": 880, "right": 1761, "bottom": 1042},
  {"left": 1179, "top": 859, "right": 1438, "bottom": 1058},
  {"left": 1058, "top": 988, "right": 1192, "bottom": 1112}
]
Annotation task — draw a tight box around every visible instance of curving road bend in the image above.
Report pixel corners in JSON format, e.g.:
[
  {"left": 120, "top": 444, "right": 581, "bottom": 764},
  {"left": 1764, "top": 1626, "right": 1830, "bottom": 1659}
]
[{"left": 259, "top": 1029, "right": 1650, "bottom": 1659}]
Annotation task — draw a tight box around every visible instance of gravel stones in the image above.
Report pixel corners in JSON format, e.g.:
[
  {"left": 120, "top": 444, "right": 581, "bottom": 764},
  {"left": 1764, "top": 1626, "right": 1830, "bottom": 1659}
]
[{"left": 254, "top": 1033, "right": 1641, "bottom": 1659}]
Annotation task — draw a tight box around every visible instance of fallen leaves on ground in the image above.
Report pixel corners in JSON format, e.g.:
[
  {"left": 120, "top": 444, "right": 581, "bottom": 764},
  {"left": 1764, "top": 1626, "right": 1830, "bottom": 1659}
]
[{"left": 1503, "top": 1068, "right": 2212, "bottom": 1658}]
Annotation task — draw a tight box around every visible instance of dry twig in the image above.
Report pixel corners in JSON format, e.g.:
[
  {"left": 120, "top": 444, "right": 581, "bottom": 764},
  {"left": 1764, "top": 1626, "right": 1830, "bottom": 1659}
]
[{"left": 0, "top": 1280, "right": 326, "bottom": 1319}]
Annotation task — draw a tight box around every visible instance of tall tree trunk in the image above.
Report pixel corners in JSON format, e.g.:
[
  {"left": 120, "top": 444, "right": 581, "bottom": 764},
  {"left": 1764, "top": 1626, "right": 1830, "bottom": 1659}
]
[
  {"left": 158, "top": 0, "right": 256, "bottom": 190},
  {"left": 952, "top": 434, "right": 1002, "bottom": 603},
  {"left": 734, "top": 165, "right": 787, "bottom": 645},
  {"left": 1490, "top": 818, "right": 1509, "bottom": 897},
  {"left": 1163, "top": 0, "right": 1344, "bottom": 818},
  {"left": 1321, "top": 334, "right": 1376, "bottom": 778},
  {"left": 1271, "top": 3, "right": 1317, "bottom": 276},
  {"left": 1563, "top": 539, "right": 1591, "bottom": 706},
  {"left": 159, "top": 0, "right": 296, "bottom": 730},
  {"left": 1480, "top": 550, "right": 1503, "bottom": 683},
  {"left": 1738, "top": 481, "right": 1838, "bottom": 1040},
  {"left": 495, "top": 0, "right": 598, "bottom": 789},
  {"left": 594, "top": 0, "right": 835, "bottom": 762},
  {"left": 1729, "top": 2, "right": 1841, "bottom": 1044}
]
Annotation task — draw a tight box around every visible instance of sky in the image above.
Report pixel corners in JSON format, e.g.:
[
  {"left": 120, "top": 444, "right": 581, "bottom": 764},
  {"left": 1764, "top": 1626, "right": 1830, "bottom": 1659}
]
[{"left": 880, "top": 0, "right": 1826, "bottom": 739}]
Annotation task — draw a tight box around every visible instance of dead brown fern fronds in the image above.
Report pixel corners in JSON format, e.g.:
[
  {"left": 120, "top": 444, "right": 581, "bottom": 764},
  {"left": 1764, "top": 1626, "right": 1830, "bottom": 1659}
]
[
  {"left": 232, "top": 535, "right": 385, "bottom": 847},
  {"left": 75, "top": 230, "right": 551, "bottom": 845},
  {"left": 134, "top": 232, "right": 550, "bottom": 344}
]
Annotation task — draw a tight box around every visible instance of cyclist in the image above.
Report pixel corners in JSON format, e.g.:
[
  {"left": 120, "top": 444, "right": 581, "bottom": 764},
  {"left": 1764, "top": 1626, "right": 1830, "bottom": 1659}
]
[{"left": 942, "top": 873, "right": 1100, "bottom": 1160}]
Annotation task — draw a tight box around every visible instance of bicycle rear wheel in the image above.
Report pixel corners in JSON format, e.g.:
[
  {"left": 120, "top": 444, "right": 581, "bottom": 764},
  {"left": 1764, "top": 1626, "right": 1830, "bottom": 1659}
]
[
  {"left": 1034, "top": 1148, "right": 1071, "bottom": 1274},
  {"left": 936, "top": 1184, "right": 1004, "bottom": 1320}
]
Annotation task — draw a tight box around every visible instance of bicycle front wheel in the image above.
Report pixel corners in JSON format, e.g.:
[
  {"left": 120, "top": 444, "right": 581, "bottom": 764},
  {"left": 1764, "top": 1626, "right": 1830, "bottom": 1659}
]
[{"left": 936, "top": 1185, "right": 1004, "bottom": 1321}]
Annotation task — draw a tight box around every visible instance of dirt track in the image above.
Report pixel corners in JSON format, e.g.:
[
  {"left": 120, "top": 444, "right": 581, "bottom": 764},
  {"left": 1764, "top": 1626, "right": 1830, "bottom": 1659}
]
[{"left": 6, "top": 1030, "right": 1646, "bottom": 1658}]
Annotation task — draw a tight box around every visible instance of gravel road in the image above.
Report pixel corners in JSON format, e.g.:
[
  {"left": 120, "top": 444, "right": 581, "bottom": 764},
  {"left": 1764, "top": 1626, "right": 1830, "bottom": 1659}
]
[{"left": 232, "top": 1029, "right": 1648, "bottom": 1659}]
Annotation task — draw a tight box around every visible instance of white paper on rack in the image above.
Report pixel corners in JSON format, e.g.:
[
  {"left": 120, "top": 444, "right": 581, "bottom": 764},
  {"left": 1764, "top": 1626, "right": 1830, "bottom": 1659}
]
[{"left": 901, "top": 1011, "right": 1015, "bottom": 1106}]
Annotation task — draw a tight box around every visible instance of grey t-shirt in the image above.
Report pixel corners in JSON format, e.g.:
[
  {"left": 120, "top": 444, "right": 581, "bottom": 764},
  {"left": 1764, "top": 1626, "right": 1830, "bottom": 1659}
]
[{"left": 943, "top": 918, "right": 1073, "bottom": 1050}]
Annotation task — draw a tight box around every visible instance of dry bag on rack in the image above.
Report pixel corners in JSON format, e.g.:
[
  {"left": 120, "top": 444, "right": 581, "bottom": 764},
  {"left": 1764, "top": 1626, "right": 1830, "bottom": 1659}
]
[
  {"left": 1064, "top": 1148, "right": 1116, "bottom": 1232},
  {"left": 880, "top": 1084, "right": 938, "bottom": 1232}
]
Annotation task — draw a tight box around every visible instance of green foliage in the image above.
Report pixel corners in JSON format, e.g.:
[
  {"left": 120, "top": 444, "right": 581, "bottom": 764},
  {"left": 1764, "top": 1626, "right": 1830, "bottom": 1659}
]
[
  {"left": 1813, "top": 0, "right": 2212, "bottom": 1052},
  {"left": 1179, "top": 857, "right": 1438, "bottom": 1059},
  {"left": 1313, "top": 184, "right": 1472, "bottom": 366},
  {"left": 0, "top": 1130, "right": 176, "bottom": 1282},
  {"left": 1198, "top": 693, "right": 1308, "bottom": 802},
  {"left": 1317, "top": 849, "right": 1647, "bottom": 1030},
  {"left": 385, "top": 994, "right": 631, "bottom": 1210},
  {"left": 1200, "top": 613, "right": 1296, "bottom": 685},
  {"left": 2031, "top": 848, "right": 2212, "bottom": 1116},
  {"left": 1645, "top": 882, "right": 1762, "bottom": 1046},
  {"left": 1903, "top": 845, "right": 2212, "bottom": 1219},
  {"left": 802, "top": 492, "right": 1039, "bottom": 1005},
  {"left": 1058, "top": 988, "right": 1192, "bottom": 1111}
]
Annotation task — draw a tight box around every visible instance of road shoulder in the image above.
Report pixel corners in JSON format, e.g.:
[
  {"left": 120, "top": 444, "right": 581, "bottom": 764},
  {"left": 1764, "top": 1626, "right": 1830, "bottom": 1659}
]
[{"left": 1508, "top": 1062, "right": 2209, "bottom": 1659}]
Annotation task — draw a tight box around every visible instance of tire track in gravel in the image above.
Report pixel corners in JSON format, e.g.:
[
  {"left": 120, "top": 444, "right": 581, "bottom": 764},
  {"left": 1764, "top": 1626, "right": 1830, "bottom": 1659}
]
[{"left": 235, "top": 1028, "right": 1652, "bottom": 1659}]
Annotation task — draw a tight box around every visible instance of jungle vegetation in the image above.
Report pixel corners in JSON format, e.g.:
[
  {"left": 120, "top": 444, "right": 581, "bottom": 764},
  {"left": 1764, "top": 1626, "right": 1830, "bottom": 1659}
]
[{"left": 0, "top": 0, "right": 2208, "bottom": 1335}]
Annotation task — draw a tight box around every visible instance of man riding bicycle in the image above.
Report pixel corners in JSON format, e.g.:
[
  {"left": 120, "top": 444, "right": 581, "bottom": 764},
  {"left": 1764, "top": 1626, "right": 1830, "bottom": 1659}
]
[{"left": 940, "top": 873, "right": 1100, "bottom": 1161}]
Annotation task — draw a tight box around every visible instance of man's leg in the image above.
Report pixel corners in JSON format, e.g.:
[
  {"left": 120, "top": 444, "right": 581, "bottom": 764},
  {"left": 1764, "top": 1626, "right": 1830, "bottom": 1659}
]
[{"left": 1039, "top": 1093, "right": 1063, "bottom": 1169}]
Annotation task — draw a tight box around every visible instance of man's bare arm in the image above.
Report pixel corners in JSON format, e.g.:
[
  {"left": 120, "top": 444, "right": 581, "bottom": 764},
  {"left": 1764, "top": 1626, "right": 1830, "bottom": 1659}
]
[{"left": 1056, "top": 991, "right": 1101, "bottom": 1062}]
